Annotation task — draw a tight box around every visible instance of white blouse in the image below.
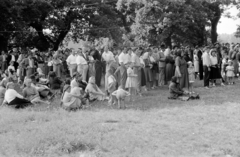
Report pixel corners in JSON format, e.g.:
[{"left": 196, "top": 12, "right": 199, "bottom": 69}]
[
  {"left": 210, "top": 56, "right": 218, "bottom": 66},
  {"left": 4, "top": 89, "right": 23, "bottom": 103}
]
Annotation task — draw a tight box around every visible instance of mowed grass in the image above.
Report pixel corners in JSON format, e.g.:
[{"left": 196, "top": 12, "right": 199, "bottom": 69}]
[{"left": 1, "top": 80, "right": 240, "bottom": 157}]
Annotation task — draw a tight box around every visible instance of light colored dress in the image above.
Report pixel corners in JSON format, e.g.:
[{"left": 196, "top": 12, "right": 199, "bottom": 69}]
[
  {"left": 226, "top": 65, "right": 235, "bottom": 77},
  {"left": 62, "top": 87, "right": 82, "bottom": 110},
  {"left": 193, "top": 54, "right": 199, "bottom": 73},
  {"left": 125, "top": 67, "right": 137, "bottom": 88},
  {"left": 188, "top": 67, "right": 195, "bottom": 83},
  {"left": 85, "top": 83, "right": 105, "bottom": 101}
]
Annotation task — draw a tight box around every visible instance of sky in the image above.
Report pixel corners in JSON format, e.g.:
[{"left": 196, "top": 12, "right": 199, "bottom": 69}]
[{"left": 218, "top": 6, "right": 239, "bottom": 34}]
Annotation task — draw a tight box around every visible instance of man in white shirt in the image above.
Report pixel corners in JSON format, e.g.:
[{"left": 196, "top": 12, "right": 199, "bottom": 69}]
[
  {"left": 118, "top": 48, "right": 131, "bottom": 65},
  {"left": 202, "top": 46, "right": 211, "bottom": 89},
  {"left": 76, "top": 46, "right": 89, "bottom": 82},
  {"left": 66, "top": 51, "right": 78, "bottom": 77}
]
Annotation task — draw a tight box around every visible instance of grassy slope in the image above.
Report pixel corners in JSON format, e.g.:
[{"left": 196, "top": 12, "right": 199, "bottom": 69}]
[{"left": 0, "top": 81, "right": 240, "bottom": 157}]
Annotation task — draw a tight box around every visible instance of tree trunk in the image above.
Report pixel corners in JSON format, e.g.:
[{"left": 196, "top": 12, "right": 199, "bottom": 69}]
[
  {"left": 211, "top": 19, "right": 219, "bottom": 44},
  {"left": 209, "top": 2, "right": 221, "bottom": 44}
]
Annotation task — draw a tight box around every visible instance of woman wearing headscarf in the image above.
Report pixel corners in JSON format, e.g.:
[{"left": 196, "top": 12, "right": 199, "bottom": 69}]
[
  {"left": 62, "top": 86, "right": 83, "bottom": 111},
  {"left": 85, "top": 77, "right": 106, "bottom": 101},
  {"left": 174, "top": 49, "right": 189, "bottom": 90},
  {"left": 4, "top": 82, "right": 32, "bottom": 108}
]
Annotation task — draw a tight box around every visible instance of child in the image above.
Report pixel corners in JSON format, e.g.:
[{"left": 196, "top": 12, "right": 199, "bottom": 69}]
[
  {"left": 226, "top": 60, "right": 235, "bottom": 85},
  {"left": 107, "top": 69, "right": 117, "bottom": 105},
  {"left": 125, "top": 63, "right": 137, "bottom": 102},
  {"left": 188, "top": 61, "right": 195, "bottom": 94},
  {"left": 222, "top": 57, "right": 229, "bottom": 82},
  {"left": 7, "top": 61, "right": 17, "bottom": 81},
  {"left": 112, "top": 86, "right": 130, "bottom": 109}
]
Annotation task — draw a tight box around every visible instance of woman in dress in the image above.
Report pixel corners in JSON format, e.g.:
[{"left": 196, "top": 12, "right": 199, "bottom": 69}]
[
  {"left": 209, "top": 49, "right": 224, "bottom": 86},
  {"left": 62, "top": 85, "right": 83, "bottom": 111},
  {"left": 90, "top": 49, "right": 102, "bottom": 87},
  {"left": 165, "top": 49, "right": 175, "bottom": 84},
  {"left": 174, "top": 49, "right": 189, "bottom": 90},
  {"left": 85, "top": 77, "right": 106, "bottom": 101},
  {"left": 229, "top": 45, "right": 239, "bottom": 76},
  {"left": 193, "top": 50, "right": 199, "bottom": 78},
  {"left": 52, "top": 54, "right": 62, "bottom": 78}
]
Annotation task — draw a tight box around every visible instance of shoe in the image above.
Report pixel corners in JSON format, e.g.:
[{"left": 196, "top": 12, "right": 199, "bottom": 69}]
[
  {"left": 212, "top": 83, "right": 216, "bottom": 87},
  {"left": 221, "top": 83, "right": 225, "bottom": 86},
  {"left": 205, "top": 86, "right": 209, "bottom": 89}
]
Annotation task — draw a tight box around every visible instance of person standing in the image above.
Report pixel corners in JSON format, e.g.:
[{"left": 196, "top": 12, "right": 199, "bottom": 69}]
[
  {"left": 158, "top": 46, "right": 166, "bottom": 86},
  {"left": 116, "top": 47, "right": 130, "bottom": 89},
  {"left": 90, "top": 48, "right": 102, "bottom": 87},
  {"left": 76, "top": 44, "right": 89, "bottom": 82},
  {"left": 52, "top": 54, "right": 62, "bottom": 78},
  {"left": 174, "top": 50, "right": 189, "bottom": 91},
  {"left": 131, "top": 48, "right": 142, "bottom": 95},
  {"left": 202, "top": 46, "right": 211, "bottom": 89},
  {"left": 102, "top": 46, "right": 116, "bottom": 91},
  {"left": 66, "top": 51, "right": 77, "bottom": 78}
]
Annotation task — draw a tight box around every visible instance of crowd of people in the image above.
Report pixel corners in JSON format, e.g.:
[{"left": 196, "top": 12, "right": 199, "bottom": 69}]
[{"left": 0, "top": 41, "right": 239, "bottom": 110}]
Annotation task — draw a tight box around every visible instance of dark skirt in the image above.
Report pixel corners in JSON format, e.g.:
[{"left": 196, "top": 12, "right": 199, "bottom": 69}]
[
  {"left": 141, "top": 68, "right": 146, "bottom": 86},
  {"left": 165, "top": 63, "right": 174, "bottom": 82},
  {"left": 8, "top": 97, "right": 32, "bottom": 109},
  {"left": 94, "top": 61, "right": 102, "bottom": 87},
  {"left": 210, "top": 66, "right": 222, "bottom": 80}
]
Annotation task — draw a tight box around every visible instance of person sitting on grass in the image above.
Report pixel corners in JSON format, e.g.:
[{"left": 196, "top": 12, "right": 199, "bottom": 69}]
[
  {"left": 48, "top": 71, "right": 62, "bottom": 90},
  {"left": 61, "top": 85, "right": 89, "bottom": 111},
  {"left": 4, "top": 82, "right": 32, "bottom": 109},
  {"left": 85, "top": 76, "right": 106, "bottom": 102},
  {"left": 71, "top": 72, "right": 88, "bottom": 90},
  {"left": 112, "top": 86, "right": 130, "bottom": 109},
  {"left": 30, "top": 75, "right": 54, "bottom": 101},
  {"left": 0, "top": 80, "right": 7, "bottom": 106},
  {"left": 168, "top": 76, "right": 185, "bottom": 99},
  {"left": 23, "top": 79, "right": 50, "bottom": 106}
]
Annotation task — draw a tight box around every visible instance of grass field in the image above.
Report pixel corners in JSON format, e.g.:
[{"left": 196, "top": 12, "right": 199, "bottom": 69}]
[{"left": 0, "top": 80, "right": 240, "bottom": 157}]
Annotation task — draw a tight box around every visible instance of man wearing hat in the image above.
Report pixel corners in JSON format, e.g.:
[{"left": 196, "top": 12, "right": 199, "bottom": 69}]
[
  {"left": 202, "top": 46, "right": 211, "bottom": 89},
  {"left": 66, "top": 50, "right": 78, "bottom": 78}
]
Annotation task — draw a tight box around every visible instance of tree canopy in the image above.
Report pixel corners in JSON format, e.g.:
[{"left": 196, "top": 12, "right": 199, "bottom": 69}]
[{"left": 0, "top": 0, "right": 239, "bottom": 52}]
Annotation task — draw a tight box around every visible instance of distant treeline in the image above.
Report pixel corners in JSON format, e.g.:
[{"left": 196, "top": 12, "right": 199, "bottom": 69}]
[{"left": 218, "top": 33, "right": 240, "bottom": 43}]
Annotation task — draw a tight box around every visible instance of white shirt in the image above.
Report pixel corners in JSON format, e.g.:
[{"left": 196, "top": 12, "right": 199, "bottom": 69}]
[
  {"left": 8, "top": 65, "right": 15, "bottom": 72},
  {"left": 11, "top": 55, "right": 15, "bottom": 62},
  {"left": 76, "top": 55, "right": 87, "bottom": 65},
  {"left": 118, "top": 52, "right": 131, "bottom": 65},
  {"left": 108, "top": 75, "right": 116, "bottom": 84},
  {"left": 4, "top": 89, "right": 23, "bottom": 103},
  {"left": 202, "top": 51, "right": 211, "bottom": 67},
  {"left": 102, "top": 51, "right": 115, "bottom": 63},
  {"left": 210, "top": 56, "right": 218, "bottom": 65},
  {"left": 66, "top": 54, "right": 77, "bottom": 64}
]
